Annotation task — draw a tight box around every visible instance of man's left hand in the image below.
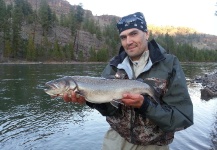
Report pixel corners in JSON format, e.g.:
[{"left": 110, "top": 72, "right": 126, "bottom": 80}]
[{"left": 122, "top": 93, "right": 144, "bottom": 108}]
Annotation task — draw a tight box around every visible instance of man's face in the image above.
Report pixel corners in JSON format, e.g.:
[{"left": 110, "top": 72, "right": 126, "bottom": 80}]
[{"left": 119, "top": 28, "right": 149, "bottom": 61}]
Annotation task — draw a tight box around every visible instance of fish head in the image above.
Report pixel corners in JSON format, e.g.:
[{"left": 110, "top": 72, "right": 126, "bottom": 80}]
[{"left": 44, "top": 77, "right": 76, "bottom": 96}]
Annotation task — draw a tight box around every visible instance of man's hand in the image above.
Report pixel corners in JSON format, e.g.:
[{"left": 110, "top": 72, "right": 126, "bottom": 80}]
[
  {"left": 122, "top": 93, "right": 144, "bottom": 108},
  {"left": 63, "top": 90, "right": 86, "bottom": 104}
]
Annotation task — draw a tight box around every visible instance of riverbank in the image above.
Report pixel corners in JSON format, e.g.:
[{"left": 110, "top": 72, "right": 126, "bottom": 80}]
[
  {"left": 0, "top": 59, "right": 106, "bottom": 65},
  {"left": 1, "top": 58, "right": 216, "bottom": 65}
]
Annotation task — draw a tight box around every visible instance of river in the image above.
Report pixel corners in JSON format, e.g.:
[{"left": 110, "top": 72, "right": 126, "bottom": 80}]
[{"left": 0, "top": 62, "right": 217, "bottom": 150}]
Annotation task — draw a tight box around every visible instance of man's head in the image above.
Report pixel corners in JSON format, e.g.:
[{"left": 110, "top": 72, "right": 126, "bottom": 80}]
[{"left": 117, "top": 12, "right": 149, "bottom": 61}]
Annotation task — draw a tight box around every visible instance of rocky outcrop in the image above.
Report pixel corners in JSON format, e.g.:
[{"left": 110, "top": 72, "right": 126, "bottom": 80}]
[
  {"left": 5, "top": 0, "right": 72, "bottom": 15},
  {"left": 94, "top": 15, "right": 120, "bottom": 27},
  {"left": 193, "top": 72, "right": 217, "bottom": 100}
]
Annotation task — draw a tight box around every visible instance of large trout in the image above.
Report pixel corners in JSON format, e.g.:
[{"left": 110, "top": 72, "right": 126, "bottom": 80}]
[{"left": 44, "top": 76, "right": 158, "bottom": 106}]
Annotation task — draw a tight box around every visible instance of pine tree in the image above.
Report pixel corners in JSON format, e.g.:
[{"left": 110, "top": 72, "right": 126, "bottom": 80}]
[
  {"left": 89, "top": 47, "right": 97, "bottom": 61},
  {"left": 11, "top": 3, "right": 23, "bottom": 57},
  {"left": 38, "top": 0, "right": 53, "bottom": 35},
  {"left": 0, "top": 0, "right": 6, "bottom": 32},
  {"left": 75, "top": 3, "right": 84, "bottom": 29},
  {"left": 3, "top": 4, "right": 12, "bottom": 58},
  {"left": 97, "top": 48, "right": 109, "bottom": 62},
  {"left": 41, "top": 35, "right": 51, "bottom": 60},
  {"left": 78, "top": 50, "right": 84, "bottom": 61},
  {"left": 52, "top": 40, "right": 63, "bottom": 60},
  {"left": 4, "top": 40, "right": 12, "bottom": 58},
  {"left": 26, "top": 35, "right": 36, "bottom": 61},
  {"left": 0, "top": 0, "right": 7, "bottom": 60},
  {"left": 69, "top": 7, "right": 77, "bottom": 36}
]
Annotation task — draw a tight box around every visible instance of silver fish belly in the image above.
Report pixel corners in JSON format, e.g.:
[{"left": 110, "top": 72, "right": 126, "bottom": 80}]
[{"left": 44, "top": 76, "right": 157, "bottom": 104}]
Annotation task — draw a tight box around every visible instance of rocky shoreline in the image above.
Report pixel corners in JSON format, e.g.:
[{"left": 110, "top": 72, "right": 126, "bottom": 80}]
[{"left": 192, "top": 72, "right": 217, "bottom": 100}]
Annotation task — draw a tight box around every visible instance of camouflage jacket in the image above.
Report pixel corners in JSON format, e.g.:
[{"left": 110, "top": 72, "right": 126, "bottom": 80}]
[{"left": 86, "top": 39, "right": 193, "bottom": 146}]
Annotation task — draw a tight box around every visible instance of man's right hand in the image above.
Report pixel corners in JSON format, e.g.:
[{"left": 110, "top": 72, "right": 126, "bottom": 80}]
[{"left": 63, "top": 90, "right": 86, "bottom": 104}]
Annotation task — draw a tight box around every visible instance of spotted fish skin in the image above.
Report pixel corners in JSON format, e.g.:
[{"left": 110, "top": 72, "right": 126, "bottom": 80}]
[{"left": 44, "top": 76, "right": 157, "bottom": 104}]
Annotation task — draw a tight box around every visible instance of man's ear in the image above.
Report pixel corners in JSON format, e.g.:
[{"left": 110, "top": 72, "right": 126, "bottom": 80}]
[{"left": 145, "top": 31, "right": 149, "bottom": 41}]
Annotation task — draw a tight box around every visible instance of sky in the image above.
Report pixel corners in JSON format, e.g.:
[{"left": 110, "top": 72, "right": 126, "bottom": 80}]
[{"left": 67, "top": 0, "right": 217, "bottom": 36}]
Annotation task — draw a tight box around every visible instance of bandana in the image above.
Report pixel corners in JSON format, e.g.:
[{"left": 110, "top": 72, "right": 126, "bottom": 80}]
[{"left": 117, "top": 12, "right": 147, "bottom": 34}]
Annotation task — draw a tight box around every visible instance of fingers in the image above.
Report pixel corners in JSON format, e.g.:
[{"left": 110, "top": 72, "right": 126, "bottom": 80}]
[
  {"left": 63, "top": 91, "right": 86, "bottom": 104},
  {"left": 76, "top": 95, "right": 86, "bottom": 104},
  {"left": 122, "top": 93, "right": 144, "bottom": 108},
  {"left": 63, "top": 92, "right": 72, "bottom": 102}
]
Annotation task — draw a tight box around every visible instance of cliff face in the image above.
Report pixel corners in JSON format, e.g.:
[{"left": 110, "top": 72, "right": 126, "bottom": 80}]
[
  {"left": 5, "top": 0, "right": 71, "bottom": 14},
  {"left": 4, "top": 0, "right": 115, "bottom": 59},
  {"left": 21, "top": 24, "right": 105, "bottom": 59},
  {"left": 93, "top": 15, "right": 120, "bottom": 27}
]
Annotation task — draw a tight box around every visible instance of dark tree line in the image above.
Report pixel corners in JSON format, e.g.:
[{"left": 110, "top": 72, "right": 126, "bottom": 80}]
[
  {"left": 0, "top": 0, "right": 216, "bottom": 62},
  {"left": 153, "top": 33, "right": 217, "bottom": 62},
  {"left": 0, "top": 0, "right": 86, "bottom": 61}
]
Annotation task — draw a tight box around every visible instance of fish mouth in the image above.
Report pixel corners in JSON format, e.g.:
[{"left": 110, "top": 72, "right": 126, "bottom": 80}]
[{"left": 44, "top": 83, "right": 58, "bottom": 92}]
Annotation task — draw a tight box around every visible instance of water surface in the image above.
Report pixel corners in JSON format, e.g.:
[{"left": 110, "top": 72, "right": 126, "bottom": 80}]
[{"left": 0, "top": 62, "right": 217, "bottom": 150}]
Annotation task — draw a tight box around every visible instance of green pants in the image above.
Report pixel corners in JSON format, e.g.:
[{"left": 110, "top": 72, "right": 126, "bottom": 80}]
[{"left": 102, "top": 128, "right": 170, "bottom": 150}]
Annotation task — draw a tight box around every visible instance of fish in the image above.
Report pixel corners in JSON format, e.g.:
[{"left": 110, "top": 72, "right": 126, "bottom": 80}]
[{"left": 44, "top": 76, "right": 158, "bottom": 107}]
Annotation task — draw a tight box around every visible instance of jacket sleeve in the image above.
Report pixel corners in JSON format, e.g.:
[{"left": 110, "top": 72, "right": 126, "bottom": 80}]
[
  {"left": 143, "top": 57, "right": 194, "bottom": 132},
  {"left": 86, "top": 102, "right": 120, "bottom": 116}
]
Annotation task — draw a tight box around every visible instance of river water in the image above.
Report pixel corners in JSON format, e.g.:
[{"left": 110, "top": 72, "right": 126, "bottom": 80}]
[{"left": 0, "top": 62, "right": 217, "bottom": 150}]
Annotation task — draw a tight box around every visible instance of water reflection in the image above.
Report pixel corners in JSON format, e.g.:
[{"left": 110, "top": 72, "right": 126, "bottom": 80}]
[
  {"left": 210, "top": 112, "right": 217, "bottom": 150},
  {"left": 182, "top": 62, "right": 217, "bottom": 79},
  {"left": 0, "top": 64, "right": 107, "bottom": 150},
  {"left": 0, "top": 63, "right": 217, "bottom": 150}
]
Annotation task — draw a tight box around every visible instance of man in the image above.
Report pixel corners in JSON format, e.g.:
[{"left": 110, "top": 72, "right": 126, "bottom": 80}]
[{"left": 63, "top": 12, "right": 193, "bottom": 150}]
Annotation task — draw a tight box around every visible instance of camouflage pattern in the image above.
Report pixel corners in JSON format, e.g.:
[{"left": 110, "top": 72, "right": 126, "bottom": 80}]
[{"left": 106, "top": 77, "right": 174, "bottom": 146}]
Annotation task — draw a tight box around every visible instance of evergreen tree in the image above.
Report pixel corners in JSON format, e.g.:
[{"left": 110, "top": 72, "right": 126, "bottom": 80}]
[
  {"left": 26, "top": 35, "right": 36, "bottom": 61},
  {"left": 62, "top": 43, "right": 72, "bottom": 60},
  {"left": 69, "top": 7, "right": 77, "bottom": 36},
  {"left": 97, "top": 48, "right": 109, "bottom": 62},
  {"left": 11, "top": 3, "right": 23, "bottom": 57},
  {"left": 96, "top": 28, "right": 102, "bottom": 40},
  {"left": 3, "top": 4, "right": 12, "bottom": 57},
  {"left": 14, "top": 0, "right": 33, "bottom": 18},
  {"left": 75, "top": 3, "right": 84, "bottom": 29},
  {"left": 0, "top": 0, "right": 6, "bottom": 60},
  {"left": 72, "top": 4, "right": 84, "bottom": 56},
  {"left": 4, "top": 40, "right": 12, "bottom": 57},
  {"left": 67, "top": 42, "right": 74, "bottom": 60},
  {"left": 83, "top": 18, "right": 95, "bottom": 34},
  {"left": 52, "top": 40, "right": 63, "bottom": 60},
  {"left": 78, "top": 50, "right": 84, "bottom": 61},
  {"left": 103, "top": 18, "right": 120, "bottom": 57},
  {"left": 0, "top": 0, "right": 6, "bottom": 32},
  {"left": 40, "top": 35, "right": 51, "bottom": 60},
  {"left": 38, "top": 0, "right": 53, "bottom": 35},
  {"left": 89, "top": 47, "right": 97, "bottom": 61}
]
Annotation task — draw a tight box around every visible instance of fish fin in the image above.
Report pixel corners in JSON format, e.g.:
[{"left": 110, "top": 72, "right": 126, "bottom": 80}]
[
  {"left": 144, "top": 93, "right": 159, "bottom": 105},
  {"left": 110, "top": 99, "right": 123, "bottom": 108},
  {"left": 151, "top": 88, "right": 161, "bottom": 104},
  {"left": 151, "top": 95, "right": 159, "bottom": 104}
]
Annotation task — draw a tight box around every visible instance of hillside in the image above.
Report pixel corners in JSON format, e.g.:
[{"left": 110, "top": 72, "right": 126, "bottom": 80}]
[
  {"left": 0, "top": 0, "right": 217, "bottom": 63},
  {"left": 4, "top": 0, "right": 217, "bottom": 51}
]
